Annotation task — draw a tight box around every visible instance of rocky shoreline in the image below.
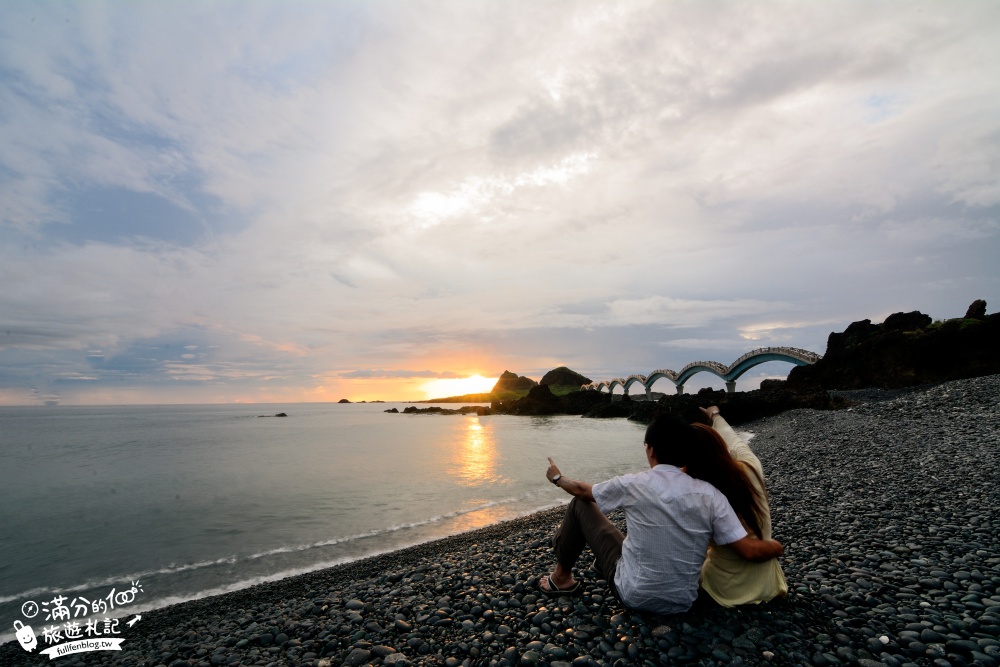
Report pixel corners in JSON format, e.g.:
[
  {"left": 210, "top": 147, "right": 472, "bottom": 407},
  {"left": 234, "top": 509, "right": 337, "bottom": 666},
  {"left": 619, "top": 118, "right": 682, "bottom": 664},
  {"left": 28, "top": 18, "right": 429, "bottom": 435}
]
[{"left": 3, "top": 375, "right": 999, "bottom": 667}]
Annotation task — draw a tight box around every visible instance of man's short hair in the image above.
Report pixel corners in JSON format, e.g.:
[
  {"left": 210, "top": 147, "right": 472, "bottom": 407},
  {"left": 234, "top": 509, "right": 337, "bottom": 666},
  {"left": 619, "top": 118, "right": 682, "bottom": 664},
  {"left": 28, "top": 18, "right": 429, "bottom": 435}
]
[{"left": 644, "top": 415, "right": 696, "bottom": 467}]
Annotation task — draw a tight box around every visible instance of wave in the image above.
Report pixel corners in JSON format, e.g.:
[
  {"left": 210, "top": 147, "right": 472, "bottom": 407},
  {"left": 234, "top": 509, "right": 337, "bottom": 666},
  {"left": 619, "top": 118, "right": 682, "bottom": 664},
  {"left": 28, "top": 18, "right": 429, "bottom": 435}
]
[
  {"left": 123, "top": 499, "right": 566, "bottom": 611},
  {"left": 0, "top": 497, "right": 567, "bottom": 648},
  {"left": 0, "top": 556, "right": 239, "bottom": 606},
  {"left": 246, "top": 489, "right": 551, "bottom": 559},
  {"left": 1, "top": 490, "right": 555, "bottom": 607}
]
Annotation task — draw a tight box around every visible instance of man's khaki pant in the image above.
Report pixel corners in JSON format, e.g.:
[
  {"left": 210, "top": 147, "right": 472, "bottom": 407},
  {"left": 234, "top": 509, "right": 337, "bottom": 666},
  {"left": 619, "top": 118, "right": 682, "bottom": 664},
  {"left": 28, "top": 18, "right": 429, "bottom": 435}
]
[{"left": 552, "top": 496, "right": 625, "bottom": 600}]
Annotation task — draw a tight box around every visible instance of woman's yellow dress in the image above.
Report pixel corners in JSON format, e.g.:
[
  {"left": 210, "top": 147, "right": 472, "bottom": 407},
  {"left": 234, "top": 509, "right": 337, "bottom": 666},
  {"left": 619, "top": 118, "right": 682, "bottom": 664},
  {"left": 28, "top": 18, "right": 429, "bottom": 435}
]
[{"left": 700, "top": 415, "right": 788, "bottom": 606}]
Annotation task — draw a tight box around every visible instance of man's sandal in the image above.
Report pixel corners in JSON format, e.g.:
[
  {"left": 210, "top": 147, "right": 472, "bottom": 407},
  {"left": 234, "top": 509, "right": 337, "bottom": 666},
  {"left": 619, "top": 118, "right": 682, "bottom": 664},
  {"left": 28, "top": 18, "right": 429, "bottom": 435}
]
[{"left": 539, "top": 574, "right": 582, "bottom": 597}]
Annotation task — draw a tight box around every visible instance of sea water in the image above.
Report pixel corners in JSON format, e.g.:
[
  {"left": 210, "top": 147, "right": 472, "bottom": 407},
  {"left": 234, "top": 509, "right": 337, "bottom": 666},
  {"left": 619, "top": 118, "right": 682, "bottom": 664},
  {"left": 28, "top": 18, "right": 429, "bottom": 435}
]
[{"left": 0, "top": 403, "right": 646, "bottom": 642}]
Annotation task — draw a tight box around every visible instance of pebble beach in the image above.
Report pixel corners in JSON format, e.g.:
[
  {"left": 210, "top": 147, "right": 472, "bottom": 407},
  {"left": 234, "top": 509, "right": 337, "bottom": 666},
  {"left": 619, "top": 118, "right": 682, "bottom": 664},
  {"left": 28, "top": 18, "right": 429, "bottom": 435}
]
[{"left": 3, "top": 374, "right": 999, "bottom": 667}]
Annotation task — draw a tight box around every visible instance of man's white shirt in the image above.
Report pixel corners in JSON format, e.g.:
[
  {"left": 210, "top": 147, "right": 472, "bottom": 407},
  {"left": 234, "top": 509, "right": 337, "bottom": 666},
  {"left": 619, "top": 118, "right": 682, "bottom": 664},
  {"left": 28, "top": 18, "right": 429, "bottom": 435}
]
[{"left": 592, "top": 464, "right": 747, "bottom": 614}]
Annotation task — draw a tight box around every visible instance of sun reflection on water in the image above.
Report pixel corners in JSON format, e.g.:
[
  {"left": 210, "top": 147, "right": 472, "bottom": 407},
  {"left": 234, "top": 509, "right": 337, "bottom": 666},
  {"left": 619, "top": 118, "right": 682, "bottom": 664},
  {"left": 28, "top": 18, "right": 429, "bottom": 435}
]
[{"left": 451, "top": 416, "right": 500, "bottom": 487}]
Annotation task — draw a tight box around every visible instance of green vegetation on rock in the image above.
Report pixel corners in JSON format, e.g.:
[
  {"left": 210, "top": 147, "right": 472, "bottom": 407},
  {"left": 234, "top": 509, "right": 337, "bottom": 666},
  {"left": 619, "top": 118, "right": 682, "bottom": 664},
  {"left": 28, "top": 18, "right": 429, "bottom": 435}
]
[{"left": 539, "top": 366, "right": 593, "bottom": 395}]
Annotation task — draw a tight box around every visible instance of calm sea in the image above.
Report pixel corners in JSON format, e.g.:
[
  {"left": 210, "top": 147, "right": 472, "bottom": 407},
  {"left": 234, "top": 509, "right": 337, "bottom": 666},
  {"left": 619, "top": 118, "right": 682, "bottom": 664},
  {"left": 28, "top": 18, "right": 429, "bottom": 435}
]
[{"left": 0, "top": 403, "right": 646, "bottom": 643}]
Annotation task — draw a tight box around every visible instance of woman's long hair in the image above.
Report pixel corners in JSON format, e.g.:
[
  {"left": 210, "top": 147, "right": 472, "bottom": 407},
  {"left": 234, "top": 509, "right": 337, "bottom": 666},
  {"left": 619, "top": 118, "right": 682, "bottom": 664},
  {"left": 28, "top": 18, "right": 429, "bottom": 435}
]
[{"left": 687, "top": 423, "right": 767, "bottom": 539}]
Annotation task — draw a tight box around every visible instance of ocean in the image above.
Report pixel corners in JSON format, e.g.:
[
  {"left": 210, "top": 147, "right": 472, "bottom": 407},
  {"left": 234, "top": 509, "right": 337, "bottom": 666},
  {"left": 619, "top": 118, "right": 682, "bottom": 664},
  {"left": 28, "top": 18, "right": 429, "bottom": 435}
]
[{"left": 0, "top": 403, "right": 646, "bottom": 643}]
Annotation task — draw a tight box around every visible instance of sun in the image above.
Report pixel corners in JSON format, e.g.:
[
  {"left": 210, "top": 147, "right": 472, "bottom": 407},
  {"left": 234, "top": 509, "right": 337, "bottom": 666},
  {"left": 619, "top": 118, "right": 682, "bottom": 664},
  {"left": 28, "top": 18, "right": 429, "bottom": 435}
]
[{"left": 420, "top": 375, "right": 498, "bottom": 400}]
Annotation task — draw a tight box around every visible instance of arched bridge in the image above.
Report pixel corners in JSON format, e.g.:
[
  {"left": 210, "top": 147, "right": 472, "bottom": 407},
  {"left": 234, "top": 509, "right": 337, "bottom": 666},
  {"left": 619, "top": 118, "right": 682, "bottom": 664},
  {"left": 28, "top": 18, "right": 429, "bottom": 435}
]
[{"left": 581, "top": 347, "right": 822, "bottom": 397}]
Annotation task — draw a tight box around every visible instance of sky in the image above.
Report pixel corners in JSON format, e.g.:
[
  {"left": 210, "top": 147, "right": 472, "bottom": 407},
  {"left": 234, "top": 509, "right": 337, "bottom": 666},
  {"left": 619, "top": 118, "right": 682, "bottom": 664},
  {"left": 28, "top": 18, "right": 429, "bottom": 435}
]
[{"left": 1, "top": 1, "right": 998, "bottom": 405}]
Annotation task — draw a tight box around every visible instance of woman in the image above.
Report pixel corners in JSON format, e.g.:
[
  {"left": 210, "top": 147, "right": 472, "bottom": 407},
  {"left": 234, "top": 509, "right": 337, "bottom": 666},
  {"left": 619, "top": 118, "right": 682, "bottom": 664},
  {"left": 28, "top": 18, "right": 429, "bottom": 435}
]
[{"left": 686, "top": 405, "right": 787, "bottom": 607}]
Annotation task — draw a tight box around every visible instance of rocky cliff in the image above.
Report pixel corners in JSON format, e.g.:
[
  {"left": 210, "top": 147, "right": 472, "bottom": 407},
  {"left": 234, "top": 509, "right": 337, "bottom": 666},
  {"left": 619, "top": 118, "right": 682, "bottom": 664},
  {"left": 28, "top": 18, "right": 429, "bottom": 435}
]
[{"left": 788, "top": 301, "right": 1000, "bottom": 390}]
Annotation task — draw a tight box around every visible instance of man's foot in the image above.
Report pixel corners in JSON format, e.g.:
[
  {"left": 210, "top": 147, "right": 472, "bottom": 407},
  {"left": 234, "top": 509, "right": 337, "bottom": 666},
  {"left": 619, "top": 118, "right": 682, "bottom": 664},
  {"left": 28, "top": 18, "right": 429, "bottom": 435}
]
[{"left": 538, "top": 573, "right": 582, "bottom": 596}]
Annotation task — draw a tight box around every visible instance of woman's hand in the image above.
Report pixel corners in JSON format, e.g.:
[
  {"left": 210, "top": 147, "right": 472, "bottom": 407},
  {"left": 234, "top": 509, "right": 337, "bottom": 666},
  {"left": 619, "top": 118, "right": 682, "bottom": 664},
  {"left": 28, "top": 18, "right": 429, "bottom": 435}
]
[{"left": 699, "top": 406, "right": 721, "bottom": 421}]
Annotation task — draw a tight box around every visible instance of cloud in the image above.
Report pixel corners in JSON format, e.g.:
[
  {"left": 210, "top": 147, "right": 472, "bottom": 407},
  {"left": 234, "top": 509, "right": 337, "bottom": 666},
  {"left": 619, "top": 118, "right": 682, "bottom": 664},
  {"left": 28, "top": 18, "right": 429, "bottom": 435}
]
[
  {"left": 605, "top": 297, "right": 786, "bottom": 328},
  {"left": 336, "top": 369, "right": 466, "bottom": 380},
  {"left": 406, "top": 152, "right": 598, "bottom": 228},
  {"left": 0, "top": 0, "right": 998, "bottom": 403},
  {"left": 656, "top": 338, "right": 750, "bottom": 351},
  {"left": 738, "top": 320, "right": 842, "bottom": 343}
]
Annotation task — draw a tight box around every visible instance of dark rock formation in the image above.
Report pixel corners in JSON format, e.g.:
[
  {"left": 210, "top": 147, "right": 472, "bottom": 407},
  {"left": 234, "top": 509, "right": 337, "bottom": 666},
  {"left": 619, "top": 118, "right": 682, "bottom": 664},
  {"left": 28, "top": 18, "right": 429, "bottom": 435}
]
[
  {"left": 883, "top": 310, "right": 932, "bottom": 332},
  {"left": 966, "top": 298, "right": 987, "bottom": 319},
  {"left": 491, "top": 387, "right": 609, "bottom": 416},
  {"left": 490, "top": 370, "right": 538, "bottom": 394},
  {"left": 515, "top": 384, "right": 563, "bottom": 412},
  {"left": 789, "top": 301, "right": 1000, "bottom": 390},
  {"left": 401, "top": 405, "right": 492, "bottom": 416},
  {"left": 338, "top": 398, "right": 351, "bottom": 404},
  {"left": 490, "top": 381, "right": 837, "bottom": 426},
  {"left": 538, "top": 366, "right": 592, "bottom": 388}
]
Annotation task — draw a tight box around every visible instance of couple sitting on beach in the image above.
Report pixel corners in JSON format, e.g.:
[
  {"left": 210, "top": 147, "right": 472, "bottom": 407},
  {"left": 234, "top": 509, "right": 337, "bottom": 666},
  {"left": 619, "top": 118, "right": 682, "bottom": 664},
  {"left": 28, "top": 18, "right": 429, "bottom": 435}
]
[{"left": 541, "top": 406, "right": 787, "bottom": 615}]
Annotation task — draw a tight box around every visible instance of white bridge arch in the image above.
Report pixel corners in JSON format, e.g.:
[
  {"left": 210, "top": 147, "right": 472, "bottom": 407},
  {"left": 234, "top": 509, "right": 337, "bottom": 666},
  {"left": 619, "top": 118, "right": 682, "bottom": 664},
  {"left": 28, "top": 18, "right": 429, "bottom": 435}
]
[{"left": 581, "top": 347, "right": 821, "bottom": 397}]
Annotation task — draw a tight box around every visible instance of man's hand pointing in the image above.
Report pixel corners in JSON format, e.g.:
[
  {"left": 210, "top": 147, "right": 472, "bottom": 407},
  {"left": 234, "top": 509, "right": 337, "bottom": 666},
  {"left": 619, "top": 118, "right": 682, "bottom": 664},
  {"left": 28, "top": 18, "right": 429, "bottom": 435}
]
[{"left": 546, "top": 457, "right": 562, "bottom": 483}]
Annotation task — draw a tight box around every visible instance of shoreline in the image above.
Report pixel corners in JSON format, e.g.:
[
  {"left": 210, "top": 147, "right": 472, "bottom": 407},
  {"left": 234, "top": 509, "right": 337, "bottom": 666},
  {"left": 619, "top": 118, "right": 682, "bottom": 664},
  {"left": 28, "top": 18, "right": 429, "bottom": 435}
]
[{"left": 3, "top": 375, "right": 999, "bottom": 666}]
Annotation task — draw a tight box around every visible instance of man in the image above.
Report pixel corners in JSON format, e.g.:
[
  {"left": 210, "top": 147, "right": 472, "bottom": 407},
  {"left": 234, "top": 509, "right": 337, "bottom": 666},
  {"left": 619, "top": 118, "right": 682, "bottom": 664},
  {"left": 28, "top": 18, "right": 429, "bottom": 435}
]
[{"left": 541, "top": 415, "right": 784, "bottom": 614}]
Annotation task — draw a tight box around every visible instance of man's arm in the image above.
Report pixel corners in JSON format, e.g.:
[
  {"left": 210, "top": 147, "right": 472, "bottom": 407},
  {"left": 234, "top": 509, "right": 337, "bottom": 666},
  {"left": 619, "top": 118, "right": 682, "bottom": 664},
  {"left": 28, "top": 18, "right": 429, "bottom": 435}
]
[
  {"left": 546, "top": 457, "right": 596, "bottom": 502},
  {"left": 725, "top": 535, "right": 784, "bottom": 562}
]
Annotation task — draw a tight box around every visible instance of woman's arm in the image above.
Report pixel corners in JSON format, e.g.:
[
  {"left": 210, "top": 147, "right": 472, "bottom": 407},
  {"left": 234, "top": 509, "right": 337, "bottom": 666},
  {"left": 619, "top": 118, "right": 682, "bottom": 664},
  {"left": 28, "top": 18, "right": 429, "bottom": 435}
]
[
  {"left": 546, "top": 457, "right": 596, "bottom": 502},
  {"left": 699, "top": 406, "right": 762, "bottom": 470}
]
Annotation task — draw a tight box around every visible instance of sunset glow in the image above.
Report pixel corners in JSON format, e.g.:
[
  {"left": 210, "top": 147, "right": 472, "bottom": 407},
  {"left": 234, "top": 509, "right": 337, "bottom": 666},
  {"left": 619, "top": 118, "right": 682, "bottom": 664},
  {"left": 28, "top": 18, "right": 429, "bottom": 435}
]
[{"left": 420, "top": 375, "right": 498, "bottom": 400}]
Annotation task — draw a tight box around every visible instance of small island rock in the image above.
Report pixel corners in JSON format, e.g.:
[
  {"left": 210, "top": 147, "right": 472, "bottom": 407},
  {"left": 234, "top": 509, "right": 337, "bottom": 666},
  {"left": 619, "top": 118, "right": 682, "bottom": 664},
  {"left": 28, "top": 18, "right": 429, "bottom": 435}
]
[
  {"left": 491, "top": 371, "right": 538, "bottom": 394},
  {"left": 539, "top": 366, "right": 593, "bottom": 388}
]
